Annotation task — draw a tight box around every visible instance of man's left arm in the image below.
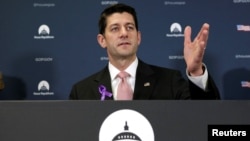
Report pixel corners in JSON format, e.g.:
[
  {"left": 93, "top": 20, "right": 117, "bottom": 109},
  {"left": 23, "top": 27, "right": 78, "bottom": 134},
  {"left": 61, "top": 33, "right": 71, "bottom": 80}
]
[
  {"left": 183, "top": 23, "right": 220, "bottom": 99},
  {"left": 187, "top": 66, "right": 221, "bottom": 99}
]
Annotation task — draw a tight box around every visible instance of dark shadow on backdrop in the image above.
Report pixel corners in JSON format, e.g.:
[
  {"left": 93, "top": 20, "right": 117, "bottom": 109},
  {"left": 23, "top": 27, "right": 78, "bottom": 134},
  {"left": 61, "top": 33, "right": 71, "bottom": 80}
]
[
  {"left": 223, "top": 68, "right": 250, "bottom": 100},
  {"left": 0, "top": 75, "right": 26, "bottom": 100}
]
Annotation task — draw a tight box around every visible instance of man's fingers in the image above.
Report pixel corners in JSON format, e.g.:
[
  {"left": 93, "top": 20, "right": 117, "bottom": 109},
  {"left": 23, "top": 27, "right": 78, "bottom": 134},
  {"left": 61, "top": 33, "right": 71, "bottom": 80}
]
[
  {"left": 184, "top": 26, "right": 191, "bottom": 46},
  {"left": 196, "top": 23, "right": 209, "bottom": 40}
]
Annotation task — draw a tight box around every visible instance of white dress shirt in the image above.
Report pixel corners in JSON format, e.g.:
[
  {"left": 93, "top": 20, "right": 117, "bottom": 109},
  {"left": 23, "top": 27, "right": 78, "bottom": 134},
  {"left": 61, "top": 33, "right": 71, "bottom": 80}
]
[
  {"left": 186, "top": 63, "right": 208, "bottom": 90},
  {"left": 109, "top": 58, "right": 138, "bottom": 100}
]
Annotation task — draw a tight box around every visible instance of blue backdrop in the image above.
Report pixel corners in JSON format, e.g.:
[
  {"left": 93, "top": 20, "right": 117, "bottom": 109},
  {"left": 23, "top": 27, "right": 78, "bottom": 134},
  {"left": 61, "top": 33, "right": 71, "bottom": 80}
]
[{"left": 0, "top": 0, "right": 250, "bottom": 100}]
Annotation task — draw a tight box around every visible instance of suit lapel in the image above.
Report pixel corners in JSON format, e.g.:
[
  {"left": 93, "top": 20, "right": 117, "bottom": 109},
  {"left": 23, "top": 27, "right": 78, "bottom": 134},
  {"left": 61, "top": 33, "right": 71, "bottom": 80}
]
[
  {"left": 133, "top": 60, "right": 156, "bottom": 99},
  {"left": 94, "top": 66, "right": 114, "bottom": 100}
]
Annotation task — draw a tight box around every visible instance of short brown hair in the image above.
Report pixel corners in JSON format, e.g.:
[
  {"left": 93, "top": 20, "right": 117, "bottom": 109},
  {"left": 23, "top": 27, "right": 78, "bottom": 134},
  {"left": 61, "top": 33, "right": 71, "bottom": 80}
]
[{"left": 98, "top": 3, "right": 139, "bottom": 34}]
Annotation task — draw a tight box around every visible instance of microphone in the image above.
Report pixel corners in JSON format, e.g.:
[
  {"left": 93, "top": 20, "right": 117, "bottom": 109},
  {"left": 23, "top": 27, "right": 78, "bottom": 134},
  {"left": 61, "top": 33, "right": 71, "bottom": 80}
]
[{"left": 0, "top": 72, "right": 4, "bottom": 90}]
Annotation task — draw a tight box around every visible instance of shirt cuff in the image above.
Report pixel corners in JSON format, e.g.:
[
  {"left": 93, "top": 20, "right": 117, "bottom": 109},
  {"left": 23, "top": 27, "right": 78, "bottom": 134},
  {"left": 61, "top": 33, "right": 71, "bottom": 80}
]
[{"left": 186, "top": 63, "right": 208, "bottom": 90}]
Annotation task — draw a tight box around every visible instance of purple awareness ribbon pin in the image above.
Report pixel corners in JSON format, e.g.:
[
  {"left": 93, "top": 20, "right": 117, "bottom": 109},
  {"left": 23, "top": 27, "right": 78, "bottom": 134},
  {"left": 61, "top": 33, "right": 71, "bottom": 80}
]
[{"left": 98, "top": 85, "right": 112, "bottom": 101}]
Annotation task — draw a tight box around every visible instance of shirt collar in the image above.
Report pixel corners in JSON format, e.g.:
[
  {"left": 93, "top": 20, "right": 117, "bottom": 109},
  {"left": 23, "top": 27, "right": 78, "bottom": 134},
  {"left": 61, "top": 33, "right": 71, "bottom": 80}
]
[{"left": 109, "top": 57, "right": 138, "bottom": 80}]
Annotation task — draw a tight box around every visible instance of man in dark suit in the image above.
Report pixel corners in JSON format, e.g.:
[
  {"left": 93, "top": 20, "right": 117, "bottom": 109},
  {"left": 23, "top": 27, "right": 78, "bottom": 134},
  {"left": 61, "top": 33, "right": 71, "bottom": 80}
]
[{"left": 69, "top": 3, "right": 220, "bottom": 100}]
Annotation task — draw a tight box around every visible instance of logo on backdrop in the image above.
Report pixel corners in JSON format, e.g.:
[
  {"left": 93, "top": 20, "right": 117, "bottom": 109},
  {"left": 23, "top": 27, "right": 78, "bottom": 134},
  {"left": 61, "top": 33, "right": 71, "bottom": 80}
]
[
  {"left": 33, "top": 3, "right": 55, "bottom": 8},
  {"left": 233, "top": 0, "right": 250, "bottom": 3},
  {"left": 34, "top": 24, "right": 55, "bottom": 39},
  {"left": 33, "top": 80, "right": 54, "bottom": 96},
  {"left": 100, "top": 56, "right": 109, "bottom": 61},
  {"left": 99, "top": 109, "right": 154, "bottom": 141},
  {"left": 35, "top": 57, "right": 53, "bottom": 62},
  {"left": 101, "top": 1, "right": 118, "bottom": 5},
  {"left": 164, "top": 1, "right": 186, "bottom": 5},
  {"left": 166, "top": 22, "right": 184, "bottom": 37}
]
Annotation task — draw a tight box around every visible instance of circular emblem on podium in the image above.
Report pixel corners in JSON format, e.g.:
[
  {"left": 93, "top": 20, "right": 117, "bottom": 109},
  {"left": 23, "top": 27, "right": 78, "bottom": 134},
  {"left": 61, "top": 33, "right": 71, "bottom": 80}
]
[{"left": 99, "top": 109, "right": 154, "bottom": 141}]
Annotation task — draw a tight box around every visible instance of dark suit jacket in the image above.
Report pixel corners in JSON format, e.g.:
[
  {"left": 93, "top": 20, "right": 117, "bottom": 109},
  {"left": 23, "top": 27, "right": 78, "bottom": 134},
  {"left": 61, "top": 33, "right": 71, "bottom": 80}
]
[{"left": 69, "top": 60, "right": 220, "bottom": 100}]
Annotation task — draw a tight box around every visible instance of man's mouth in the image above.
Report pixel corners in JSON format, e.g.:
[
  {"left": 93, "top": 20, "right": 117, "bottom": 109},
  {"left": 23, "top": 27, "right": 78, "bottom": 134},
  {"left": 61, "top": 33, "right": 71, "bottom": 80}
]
[{"left": 118, "top": 42, "right": 130, "bottom": 46}]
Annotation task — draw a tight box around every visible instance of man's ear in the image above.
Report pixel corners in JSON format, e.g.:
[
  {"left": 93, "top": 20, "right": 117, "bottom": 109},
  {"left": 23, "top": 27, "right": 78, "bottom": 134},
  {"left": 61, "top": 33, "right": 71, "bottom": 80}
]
[
  {"left": 137, "top": 31, "right": 141, "bottom": 46},
  {"left": 97, "top": 34, "right": 107, "bottom": 48}
]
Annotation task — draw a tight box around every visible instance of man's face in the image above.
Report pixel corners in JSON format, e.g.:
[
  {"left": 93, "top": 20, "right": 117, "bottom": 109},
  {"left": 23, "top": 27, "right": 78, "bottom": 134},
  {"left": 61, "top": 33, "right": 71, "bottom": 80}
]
[{"left": 98, "top": 12, "right": 141, "bottom": 60}]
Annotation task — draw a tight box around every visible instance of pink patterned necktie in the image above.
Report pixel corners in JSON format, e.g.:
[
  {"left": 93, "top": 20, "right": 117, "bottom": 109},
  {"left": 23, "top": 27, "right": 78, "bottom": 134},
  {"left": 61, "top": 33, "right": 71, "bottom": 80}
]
[{"left": 117, "top": 71, "right": 133, "bottom": 100}]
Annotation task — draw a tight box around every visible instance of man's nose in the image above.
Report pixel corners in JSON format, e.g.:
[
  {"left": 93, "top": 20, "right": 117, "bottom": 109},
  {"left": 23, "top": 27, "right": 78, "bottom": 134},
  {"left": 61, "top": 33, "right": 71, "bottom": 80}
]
[{"left": 119, "top": 27, "right": 128, "bottom": 38}]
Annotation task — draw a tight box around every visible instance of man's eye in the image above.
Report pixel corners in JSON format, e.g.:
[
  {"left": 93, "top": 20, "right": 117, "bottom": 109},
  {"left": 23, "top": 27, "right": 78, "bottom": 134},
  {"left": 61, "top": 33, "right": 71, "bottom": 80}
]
[
  {"left": 111, "top": 27, "right": 118, "bottom": 31},
  {"left": 127, "top": 26, "right": 134, "bottom": 31}
]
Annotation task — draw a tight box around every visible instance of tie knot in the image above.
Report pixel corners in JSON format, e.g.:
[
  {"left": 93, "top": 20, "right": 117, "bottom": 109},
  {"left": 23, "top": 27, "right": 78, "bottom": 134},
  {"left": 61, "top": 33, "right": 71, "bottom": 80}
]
[{"left": 118, "top": 71, "right": 130, "bottom": 79}]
